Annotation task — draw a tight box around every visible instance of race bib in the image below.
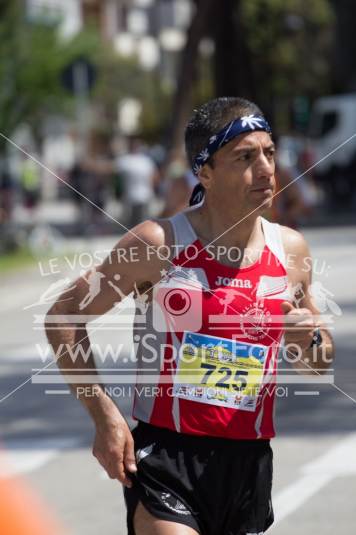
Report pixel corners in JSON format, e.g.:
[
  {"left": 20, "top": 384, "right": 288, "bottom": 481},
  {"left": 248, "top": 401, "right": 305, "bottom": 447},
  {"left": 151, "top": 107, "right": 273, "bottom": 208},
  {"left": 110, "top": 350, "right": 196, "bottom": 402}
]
[{"left": 173, "top": 332, "right": 268, "bottom": 412}]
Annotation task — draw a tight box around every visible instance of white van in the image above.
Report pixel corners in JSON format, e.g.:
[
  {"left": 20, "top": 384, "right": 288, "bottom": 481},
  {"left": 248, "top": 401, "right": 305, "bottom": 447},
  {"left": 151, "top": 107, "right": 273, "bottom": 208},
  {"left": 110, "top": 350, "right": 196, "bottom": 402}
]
[{"left": 307, "top": 94, "right": 356, "bottom": 206}]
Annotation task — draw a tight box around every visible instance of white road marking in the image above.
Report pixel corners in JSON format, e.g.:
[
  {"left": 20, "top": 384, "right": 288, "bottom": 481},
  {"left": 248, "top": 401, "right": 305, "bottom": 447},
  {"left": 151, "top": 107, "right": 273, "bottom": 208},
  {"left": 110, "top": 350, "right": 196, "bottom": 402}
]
[
  {"left": 273, "top": 433, "right": 356, "bottom": 526},
  {"left": 0, "top": 285, "right": 46, "bottom": 313},
  {"left": 0, "top": 343, "right": 52, "bottom": 363},
  {"left": 0, "top": 438, "right": 80, "bottom": 477}
]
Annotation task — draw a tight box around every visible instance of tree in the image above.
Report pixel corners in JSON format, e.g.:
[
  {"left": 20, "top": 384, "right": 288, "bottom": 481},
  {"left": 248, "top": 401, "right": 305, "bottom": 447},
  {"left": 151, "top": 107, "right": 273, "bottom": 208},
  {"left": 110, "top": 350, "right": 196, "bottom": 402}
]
[
  {"left": 92, "top": 46, "right": 171, "bottom": 143},
  {"left": 168, "top": 0, "right": 334, "bottom": 148},
  {"left": 0, "top": 2, "right": 98, "bottom": 156},
  {"left": 212, "top": 0, "right": 256, "bottom": 100},
  {"left": 167, "top": 0, "right": 217, "bottom": 157},
  {"left": 329, "top": 0, "right": 356, "bottom": 92},
  {"left": 237, "top": 0, "right": 334, "bottom": 128}
]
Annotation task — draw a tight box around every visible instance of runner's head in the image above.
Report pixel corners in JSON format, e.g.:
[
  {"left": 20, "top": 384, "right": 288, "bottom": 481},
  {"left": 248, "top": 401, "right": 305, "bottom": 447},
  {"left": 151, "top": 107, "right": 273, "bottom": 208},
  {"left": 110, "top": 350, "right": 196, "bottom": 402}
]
[{"left": 185, "top": 97, "right": 275, "bottom": 210}]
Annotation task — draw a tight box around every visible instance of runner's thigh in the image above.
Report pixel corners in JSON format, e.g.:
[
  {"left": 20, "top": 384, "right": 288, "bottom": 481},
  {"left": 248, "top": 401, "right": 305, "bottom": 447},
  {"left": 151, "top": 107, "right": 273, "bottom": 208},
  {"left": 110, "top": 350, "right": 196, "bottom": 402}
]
[{"left": 134, "top": 502, "right": 200, "bottom": 535}]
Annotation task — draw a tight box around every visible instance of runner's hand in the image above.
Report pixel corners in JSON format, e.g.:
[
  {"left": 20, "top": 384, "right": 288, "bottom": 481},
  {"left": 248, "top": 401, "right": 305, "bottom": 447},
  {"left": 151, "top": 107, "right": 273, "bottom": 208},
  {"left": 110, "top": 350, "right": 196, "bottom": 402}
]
[
  {"left": 92, "top": 415, "right": 137, "bottom": 487},
  {"left": 281, "top": 301, "right": 316, "bottom": 352}
]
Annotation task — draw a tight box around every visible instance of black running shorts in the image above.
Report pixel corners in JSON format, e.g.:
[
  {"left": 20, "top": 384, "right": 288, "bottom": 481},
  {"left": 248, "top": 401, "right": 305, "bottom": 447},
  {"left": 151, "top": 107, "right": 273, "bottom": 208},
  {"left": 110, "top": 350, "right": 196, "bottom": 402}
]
[{"left": 124, "top": 422, "right": 274, "bottom": 535}]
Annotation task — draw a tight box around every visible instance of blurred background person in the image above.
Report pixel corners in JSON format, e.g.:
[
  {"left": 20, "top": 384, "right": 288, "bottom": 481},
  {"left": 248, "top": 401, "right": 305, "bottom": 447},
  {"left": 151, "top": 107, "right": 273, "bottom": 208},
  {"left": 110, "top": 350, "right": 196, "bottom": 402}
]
[
  {"left": 68, "top": 159, "right": 88, "bottom": 232},
  {"left": 69, "top": 161, "right": 105, "bottom": 233},
  {"left": 273, "top": 136, "right": 319, "bottom": 228},
  {"left": 116, "top": 137, "right": 158, "bottom": 227},
  {"left": 160, "top": 153, "right": 199, "bottom": 217},
  {"left": 19, "top": 150, "right": 41, "bottom": 221},
  {"left": 272, "top": 163, "right": 310, "bottom": 228},
  {"left": 0, "top": 159, "right": 13, "bottom": 226}
]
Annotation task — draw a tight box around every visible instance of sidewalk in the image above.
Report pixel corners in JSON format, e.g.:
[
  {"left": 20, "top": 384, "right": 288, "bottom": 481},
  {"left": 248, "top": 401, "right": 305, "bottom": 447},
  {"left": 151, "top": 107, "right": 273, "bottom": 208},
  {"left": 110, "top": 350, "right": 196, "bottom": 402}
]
[
  {"left": 11, "top": 198, "right": 127, "bottom": 236},
  {"left": 10, "top": 197, "right": 356, "bottom": 236}
]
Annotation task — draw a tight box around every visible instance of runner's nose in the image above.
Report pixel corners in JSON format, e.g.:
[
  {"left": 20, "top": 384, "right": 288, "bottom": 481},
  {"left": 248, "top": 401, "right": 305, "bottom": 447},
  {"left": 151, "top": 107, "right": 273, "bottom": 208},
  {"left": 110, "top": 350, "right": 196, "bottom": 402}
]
[{"left": 254, "top": 151, "right": 274, "bottom": 180}]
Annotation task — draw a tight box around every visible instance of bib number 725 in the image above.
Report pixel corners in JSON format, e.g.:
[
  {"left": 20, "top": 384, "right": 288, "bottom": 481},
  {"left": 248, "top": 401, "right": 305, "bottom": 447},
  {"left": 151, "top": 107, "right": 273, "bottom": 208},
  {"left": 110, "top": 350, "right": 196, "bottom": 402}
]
[{"left": 200, "top": 363, "right": 248, "bottom": 391}]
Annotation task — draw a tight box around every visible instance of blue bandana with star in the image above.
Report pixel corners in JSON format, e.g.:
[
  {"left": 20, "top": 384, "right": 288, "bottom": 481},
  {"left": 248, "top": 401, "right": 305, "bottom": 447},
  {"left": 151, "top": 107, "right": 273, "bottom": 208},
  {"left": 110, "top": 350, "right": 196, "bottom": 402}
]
[
  {"left": 189, "top": 114, "right": 272, "bottom": 206},
  {"left": 192, "top": 114, "right": 272, "bottom": 176}
]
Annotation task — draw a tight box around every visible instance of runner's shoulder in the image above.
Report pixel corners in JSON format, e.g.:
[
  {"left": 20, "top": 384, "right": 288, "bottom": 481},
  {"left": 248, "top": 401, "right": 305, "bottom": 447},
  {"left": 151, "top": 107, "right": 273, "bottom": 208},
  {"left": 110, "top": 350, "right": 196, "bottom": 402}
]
[
  {"left": 280, "top": 225, "right": 310, "bottom": 256},
  {"left": 118, "top": 218, "right": 173, "bottom": 251},
  {"left": 106, "top": 218, "right": 174, "bottom": 287}
]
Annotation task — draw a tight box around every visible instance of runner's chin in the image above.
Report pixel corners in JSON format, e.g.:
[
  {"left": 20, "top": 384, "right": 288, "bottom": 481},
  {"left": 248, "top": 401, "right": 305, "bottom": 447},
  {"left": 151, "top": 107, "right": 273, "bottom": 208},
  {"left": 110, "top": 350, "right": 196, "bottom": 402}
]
[{"left": 250, "top": 189, "right": 273, "bottom": 208}]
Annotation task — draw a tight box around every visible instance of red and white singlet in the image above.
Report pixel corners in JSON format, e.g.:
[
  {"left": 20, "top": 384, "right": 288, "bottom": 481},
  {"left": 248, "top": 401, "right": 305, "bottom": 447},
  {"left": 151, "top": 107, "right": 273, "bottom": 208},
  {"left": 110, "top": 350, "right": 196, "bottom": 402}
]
[{"left": 132, "top": 211, "right": 291, "bottom": 440}]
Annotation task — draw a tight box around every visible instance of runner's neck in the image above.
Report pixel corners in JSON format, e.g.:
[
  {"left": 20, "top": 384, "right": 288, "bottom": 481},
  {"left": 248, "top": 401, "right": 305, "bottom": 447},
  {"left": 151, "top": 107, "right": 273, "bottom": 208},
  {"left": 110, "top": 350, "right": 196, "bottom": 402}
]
[{"left": 186, "top": 206, "right": 264, "bottom": 253}]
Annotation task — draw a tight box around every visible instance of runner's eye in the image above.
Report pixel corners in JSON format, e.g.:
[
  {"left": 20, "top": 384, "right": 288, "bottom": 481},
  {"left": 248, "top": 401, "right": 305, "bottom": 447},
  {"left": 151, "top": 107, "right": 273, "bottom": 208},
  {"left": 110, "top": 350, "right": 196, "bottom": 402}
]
[
  {"left": 265, "top": 149, "right": 275, "bottom": 159},
  {"left": 238, "top": 153, "right": 252, "bottom": 161}
]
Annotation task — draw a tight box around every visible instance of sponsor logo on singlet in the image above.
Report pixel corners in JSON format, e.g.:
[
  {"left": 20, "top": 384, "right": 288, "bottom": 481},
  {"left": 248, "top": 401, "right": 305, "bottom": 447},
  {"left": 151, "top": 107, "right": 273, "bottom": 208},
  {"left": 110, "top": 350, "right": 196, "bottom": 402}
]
[
  {"left": 215, "top": 276, "right": 252, "bottom": 288},
  {"left": 240, "top": 302, "right": 273, "bottom": 341}
]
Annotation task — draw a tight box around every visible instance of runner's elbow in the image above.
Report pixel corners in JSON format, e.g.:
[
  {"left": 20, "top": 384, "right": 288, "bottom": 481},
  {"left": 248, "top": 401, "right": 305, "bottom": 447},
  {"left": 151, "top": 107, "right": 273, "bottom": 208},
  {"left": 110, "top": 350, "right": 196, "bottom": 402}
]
[
  {"left": 46, "top": 299, "right": 70, "bottom": 318},
  {"left": 45, "top": 297, "right": 85, "bottom": 335}
]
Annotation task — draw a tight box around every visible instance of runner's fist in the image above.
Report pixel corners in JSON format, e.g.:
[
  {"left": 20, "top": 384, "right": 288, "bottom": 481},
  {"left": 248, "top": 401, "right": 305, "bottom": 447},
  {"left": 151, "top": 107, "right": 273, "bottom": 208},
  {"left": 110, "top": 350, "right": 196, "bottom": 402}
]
[{"left": 280, "top": 301, "right": 316, "bottom": 352}]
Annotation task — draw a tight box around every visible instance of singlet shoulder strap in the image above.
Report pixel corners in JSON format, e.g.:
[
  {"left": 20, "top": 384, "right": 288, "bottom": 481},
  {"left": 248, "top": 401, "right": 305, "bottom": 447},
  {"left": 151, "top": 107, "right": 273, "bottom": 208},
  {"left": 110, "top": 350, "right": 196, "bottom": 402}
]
[
  {"left": 260, "top": 216, "right": 286, "bottom": 268},
  {"left": 169, "top": 211, "right": 198, "bottom": 251}
]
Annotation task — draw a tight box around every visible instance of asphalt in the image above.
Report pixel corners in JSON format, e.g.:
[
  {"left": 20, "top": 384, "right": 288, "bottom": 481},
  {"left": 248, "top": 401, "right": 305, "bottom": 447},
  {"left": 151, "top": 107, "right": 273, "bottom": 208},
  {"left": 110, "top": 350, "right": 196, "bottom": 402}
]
[{"left": 0, "top": 225, "right": 355, "bottom": 534}]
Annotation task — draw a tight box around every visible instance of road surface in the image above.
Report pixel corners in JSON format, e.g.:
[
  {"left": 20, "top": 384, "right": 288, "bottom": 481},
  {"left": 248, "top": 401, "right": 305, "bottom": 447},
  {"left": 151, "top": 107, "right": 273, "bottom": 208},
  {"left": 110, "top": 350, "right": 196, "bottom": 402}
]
[{"left": 0, "top": 226, "right": 355, "bottom": 534}]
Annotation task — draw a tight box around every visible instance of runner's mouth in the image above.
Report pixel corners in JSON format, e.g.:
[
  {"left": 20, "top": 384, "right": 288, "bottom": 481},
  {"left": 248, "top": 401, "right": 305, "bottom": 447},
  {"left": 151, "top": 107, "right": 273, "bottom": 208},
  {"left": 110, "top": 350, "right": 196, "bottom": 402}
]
[{"left": 250, "top": 187, "right": 273, "bottom": 194}]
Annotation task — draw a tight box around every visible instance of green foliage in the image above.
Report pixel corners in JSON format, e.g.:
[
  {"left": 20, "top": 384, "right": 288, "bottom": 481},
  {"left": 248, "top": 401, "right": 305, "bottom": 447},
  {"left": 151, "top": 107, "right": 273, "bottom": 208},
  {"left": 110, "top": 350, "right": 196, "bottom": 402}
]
[
  {"left": 0, "top": 247, "right": 36, "bottom": 272},
  {"left": 238, "top": 0, "right": 334, "bottom": 128},
  {"left": 0, "top": 0, "right": 171, "bottom": 148},
  {"left": 90, "top": 43, "right": 173, "bottom": 142},
  {"left": 0, "top": 1, "right": 99, "bottom": 147},
  {"left": 193, "top": 56, "right": 215, "bottom": 109},
  {"left": 91, "top": 46, "right": 146, "bottom": 133},
  {"left": 139, "top": 75, "right": 172, "bottom": 142}
]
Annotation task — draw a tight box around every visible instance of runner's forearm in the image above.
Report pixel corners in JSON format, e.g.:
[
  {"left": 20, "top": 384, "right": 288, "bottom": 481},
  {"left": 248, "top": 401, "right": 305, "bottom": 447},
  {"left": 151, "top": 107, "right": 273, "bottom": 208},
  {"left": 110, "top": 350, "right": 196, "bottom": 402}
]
[{"left": 45, "top": 312, "right": 121, "bottom": 425}]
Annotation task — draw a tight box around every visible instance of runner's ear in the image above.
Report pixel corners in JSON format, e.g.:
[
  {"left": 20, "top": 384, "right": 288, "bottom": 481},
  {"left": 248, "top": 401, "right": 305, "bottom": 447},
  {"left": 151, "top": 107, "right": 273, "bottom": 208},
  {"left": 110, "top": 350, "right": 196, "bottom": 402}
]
[{"left": 198, "top": 164, "right": 213, "bottom": 191}]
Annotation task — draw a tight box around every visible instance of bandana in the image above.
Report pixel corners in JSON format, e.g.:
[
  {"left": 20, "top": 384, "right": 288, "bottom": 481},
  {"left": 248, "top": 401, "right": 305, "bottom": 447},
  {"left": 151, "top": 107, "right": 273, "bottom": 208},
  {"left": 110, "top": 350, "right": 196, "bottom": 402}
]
[{"left": 189, "top": 114, "right": 272, "bottom": 206}]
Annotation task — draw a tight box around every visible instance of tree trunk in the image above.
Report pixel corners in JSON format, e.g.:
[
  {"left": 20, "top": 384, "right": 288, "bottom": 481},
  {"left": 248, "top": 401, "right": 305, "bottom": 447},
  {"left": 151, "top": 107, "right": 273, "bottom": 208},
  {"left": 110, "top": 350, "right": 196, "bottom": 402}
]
[
  {"left": 213, "top": 0, "right": 256, "bottom": 100},
  {"left": 330, "top": 0, "right": 356, "bottom": 92},
  {"left": 167, "top": 0, "right": 216, "bottom": 158}
]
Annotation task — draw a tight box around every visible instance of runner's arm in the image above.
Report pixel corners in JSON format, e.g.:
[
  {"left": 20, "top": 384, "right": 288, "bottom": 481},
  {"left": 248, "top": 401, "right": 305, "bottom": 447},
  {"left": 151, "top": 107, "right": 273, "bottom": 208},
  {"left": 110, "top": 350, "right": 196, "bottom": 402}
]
[
  {"left": 282, "top": 227, "right": 335, "bottom": 375},
  {"left": 45, "top": 220, "right": 170, "bottom": 484}
]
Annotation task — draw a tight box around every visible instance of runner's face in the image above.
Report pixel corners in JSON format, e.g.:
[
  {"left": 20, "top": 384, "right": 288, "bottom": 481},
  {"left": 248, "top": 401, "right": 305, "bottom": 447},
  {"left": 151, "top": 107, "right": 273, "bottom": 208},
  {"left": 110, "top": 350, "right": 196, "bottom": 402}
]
[{"left": 206, "top": 131, "right": 276, "bottom": 212}]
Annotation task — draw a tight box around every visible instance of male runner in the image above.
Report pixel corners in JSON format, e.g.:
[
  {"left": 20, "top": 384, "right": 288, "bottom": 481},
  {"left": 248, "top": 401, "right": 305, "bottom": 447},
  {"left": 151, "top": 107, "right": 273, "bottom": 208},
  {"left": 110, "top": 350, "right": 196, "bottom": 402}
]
[{"left": 46, "top": 97, "right": 334, "bottom": 535}]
